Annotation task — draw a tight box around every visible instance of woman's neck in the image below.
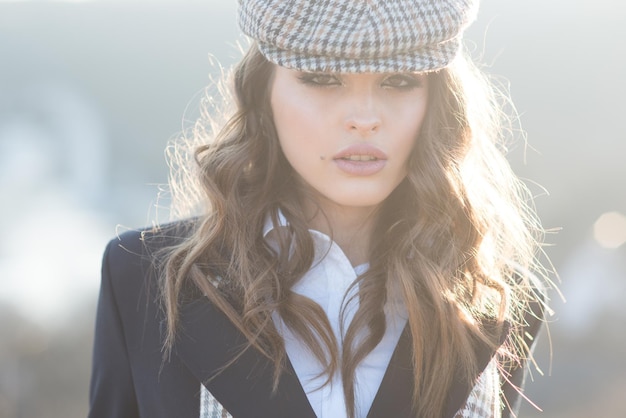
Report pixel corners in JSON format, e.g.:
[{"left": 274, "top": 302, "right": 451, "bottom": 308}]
[{"left": 305, "top": 200, "right": 378, "bottom": 267}]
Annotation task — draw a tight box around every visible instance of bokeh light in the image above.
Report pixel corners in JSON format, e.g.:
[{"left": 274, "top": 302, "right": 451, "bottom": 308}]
[{"left": 593, "top": 211, "right": 626, "bottom": 249}]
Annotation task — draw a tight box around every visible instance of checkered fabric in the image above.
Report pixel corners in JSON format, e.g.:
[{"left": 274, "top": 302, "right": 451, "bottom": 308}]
[
  {"left": 200, "top": 384, "right": 233, "bottom": 418},
  {"left": 454, "top": 358, "right": 503, "bottom": 418},
  {"left": 238, "top": 0, "right": 479, "bottom": 73}
]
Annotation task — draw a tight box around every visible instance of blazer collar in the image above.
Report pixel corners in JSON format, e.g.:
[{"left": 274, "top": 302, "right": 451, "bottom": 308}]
[
  {"left": 366, "top": 320, "right": 508, "bottom": 418},
  {"left": 175, "top": 297, "right": 509, "bottom": 418},
  {"left": 175, "top": 297, "right": 317, "bottom": 418}
]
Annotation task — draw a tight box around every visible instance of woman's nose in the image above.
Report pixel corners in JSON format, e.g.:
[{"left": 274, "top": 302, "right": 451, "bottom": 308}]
[{"left": 344, "top": 93, "right": 382, "bottom": 136}]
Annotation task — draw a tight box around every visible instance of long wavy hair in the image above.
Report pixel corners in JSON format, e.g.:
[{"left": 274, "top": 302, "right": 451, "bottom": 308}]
[{"left": 160, "top": 44, "right": 551, "bottom": 417}]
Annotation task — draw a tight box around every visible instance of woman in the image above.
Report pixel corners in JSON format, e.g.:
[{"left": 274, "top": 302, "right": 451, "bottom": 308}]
[{"left": 89, "top": 1, "right": 552, "bottom": 417}]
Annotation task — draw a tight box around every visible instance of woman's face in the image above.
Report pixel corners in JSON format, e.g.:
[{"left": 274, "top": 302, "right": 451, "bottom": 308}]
[{"left": 270, "top": 66, "right": 429, "bottom": 213}]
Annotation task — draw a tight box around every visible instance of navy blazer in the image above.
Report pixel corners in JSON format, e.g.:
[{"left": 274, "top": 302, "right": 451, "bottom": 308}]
[{"left": 88, "top": 224, "right": 542, "bottom": 418}]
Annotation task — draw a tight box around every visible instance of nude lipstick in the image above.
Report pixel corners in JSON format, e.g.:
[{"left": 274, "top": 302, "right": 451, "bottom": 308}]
[{"left": 332, "top": 144, "right": 387, "bottom": 176}]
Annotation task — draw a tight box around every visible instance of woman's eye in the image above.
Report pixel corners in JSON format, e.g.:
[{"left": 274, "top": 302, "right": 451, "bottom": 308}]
[
  {"left": 297, "top": 73, "right": 342, "bottom": 87},
  {"left": 382, "top": 74, "right": 424, "bottom": 90}
]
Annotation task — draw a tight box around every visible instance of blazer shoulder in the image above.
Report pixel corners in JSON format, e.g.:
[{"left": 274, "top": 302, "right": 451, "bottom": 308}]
[
  {"left": 102, "top": 218, "right": 199, "bottom": 294},
  {"left": 107, "top": 218, "right": 198, "bottom": 255}
]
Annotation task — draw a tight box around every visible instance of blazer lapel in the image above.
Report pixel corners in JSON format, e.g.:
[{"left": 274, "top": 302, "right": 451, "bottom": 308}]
[
  {"left": 174, "top": 297, "right": 316, "bottom": 418},
  {"left": 368, "top": 320, "right": 511, "bottom": 418},
  {"left": 366, "top": 325, "right": 414, "bottom": 418}
]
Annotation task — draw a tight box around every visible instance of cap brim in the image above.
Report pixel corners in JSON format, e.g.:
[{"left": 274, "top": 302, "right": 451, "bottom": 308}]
[{"left": 258, "top": 39, "right": 461, "bottom": 73}]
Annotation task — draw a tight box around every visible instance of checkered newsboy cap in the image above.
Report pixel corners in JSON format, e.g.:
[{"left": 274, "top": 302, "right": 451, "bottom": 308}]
[{"left": 238, "top": 0, "right": 479, "bottom": 73}]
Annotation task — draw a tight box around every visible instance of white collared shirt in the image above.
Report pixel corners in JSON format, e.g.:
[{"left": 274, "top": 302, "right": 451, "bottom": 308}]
[{"left": 265, "top": 213, "right": 408, "bottom": 418}]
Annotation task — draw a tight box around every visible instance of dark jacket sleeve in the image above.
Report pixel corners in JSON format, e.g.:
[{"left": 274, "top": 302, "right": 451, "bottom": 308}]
[{"left": 88, "top": 240, "right": 140, "bottom": 418}]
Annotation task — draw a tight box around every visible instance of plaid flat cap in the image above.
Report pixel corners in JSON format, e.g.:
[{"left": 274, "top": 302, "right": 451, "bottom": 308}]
[{"left": 238, "top": 0, "right": 479, "bottom": 73}]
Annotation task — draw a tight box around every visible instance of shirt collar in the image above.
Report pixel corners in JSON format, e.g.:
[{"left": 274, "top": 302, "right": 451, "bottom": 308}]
[
  {"left": 262, "top": 209, "right": 370, "bottom": 273},
  {"left": 262, "top": 209, "right": 289, "bottom": 238}
]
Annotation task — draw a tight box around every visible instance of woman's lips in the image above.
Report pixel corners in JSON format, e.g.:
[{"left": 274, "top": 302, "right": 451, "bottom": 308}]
[{"left": 332, "top": 144, "right": 387, "bottom": 176}]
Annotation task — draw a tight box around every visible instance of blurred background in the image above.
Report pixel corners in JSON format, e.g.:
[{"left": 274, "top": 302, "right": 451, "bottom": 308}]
[{"left": 0, "top": 0, "right": 624, "bottom": 417}]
